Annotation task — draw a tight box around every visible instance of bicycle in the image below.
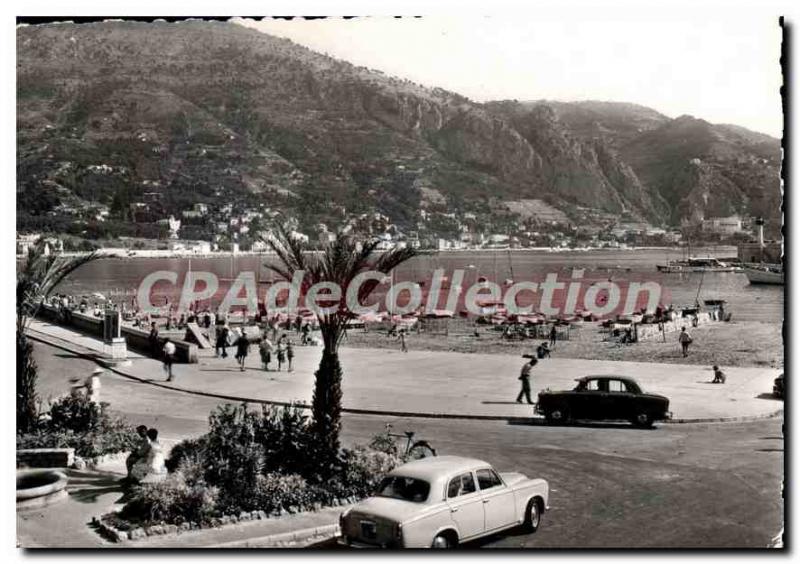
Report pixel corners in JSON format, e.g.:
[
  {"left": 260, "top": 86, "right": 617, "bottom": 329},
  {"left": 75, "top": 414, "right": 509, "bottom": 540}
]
[{"left": 375, "top": 423, "right": 437, "bottom": 460}]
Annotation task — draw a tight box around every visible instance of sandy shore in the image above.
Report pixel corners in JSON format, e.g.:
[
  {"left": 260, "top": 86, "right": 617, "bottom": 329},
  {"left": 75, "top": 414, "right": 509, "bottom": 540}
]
[{"left": 341, "top": 320, "right": 783, "bottom": 369}]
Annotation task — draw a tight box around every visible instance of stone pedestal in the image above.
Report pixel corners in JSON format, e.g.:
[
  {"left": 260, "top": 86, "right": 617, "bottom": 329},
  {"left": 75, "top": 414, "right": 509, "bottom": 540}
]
[{"left": 104, "top": 337, "right": 127, "bottom": 359}]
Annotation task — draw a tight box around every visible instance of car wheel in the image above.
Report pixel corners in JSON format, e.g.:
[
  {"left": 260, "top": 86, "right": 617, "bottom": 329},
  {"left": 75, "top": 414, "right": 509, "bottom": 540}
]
[
  {"left": 522, "top": 498, "right": 542, "bottom": 533},
  {"left": 632, "top": 411, "right": 653, "bottom": 428},
  {"left": 546, "top": 406, "right": 570, "bottom": 425},
  {"left": 431, "top": 532, "right": 455, "bottom": 548}
]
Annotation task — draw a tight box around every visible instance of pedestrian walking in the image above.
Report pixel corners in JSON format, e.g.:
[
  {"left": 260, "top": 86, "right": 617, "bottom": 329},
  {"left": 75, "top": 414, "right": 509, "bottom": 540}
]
[
  {"left": 678, "top": 326, "right": 693, "bottom": 357},
  {"left": 86, "top": 367, "right": 103, "bottom": 404},
  {"left": 549, "top": 324, "right": 558, "bottom": 348},
  {"left": 399, "top": 329, "right": 408, "bottom": 353},
  {"left": 215, "top": 323, "right": 229, "bottom": 358},
  {"left": 259, "top": 337, "right": 273, "bottom": 371},
  {"left": 301, "top": 323, "right": 311, "bottom": 345},
  {"left": 276, "top": 341, "right": 286, "bottom": 371},
  {"left": 235, "top": 329, "right": 250, "bottom": 372},
  {"left": 286, "top": 341, "right": 295, "bottom": 372},
  {"left": 516, "top": 357, "right": 537, "bottom": 404},
  {"left": 712, "top": 365, "right": 727, "bottom": 384},
  {"left": 148, "top": 322, "right": 160, "bottom": 357},
  {"left": 162, "top": 339, "right": 176, "bottom": 381}
]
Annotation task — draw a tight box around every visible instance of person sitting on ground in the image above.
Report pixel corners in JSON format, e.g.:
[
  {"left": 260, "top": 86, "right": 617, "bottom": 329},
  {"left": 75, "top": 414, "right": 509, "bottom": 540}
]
[{"left": 712, "top": 365, "right": 727, "bottom": 384}]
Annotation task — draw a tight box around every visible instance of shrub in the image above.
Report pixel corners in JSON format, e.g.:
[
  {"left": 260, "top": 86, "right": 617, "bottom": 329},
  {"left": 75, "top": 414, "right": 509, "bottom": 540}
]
[
  {"left": 48, "top": 394, "right": 105, "bottom": 432},
  {"left": 203, "top": 404, "right": 265, "bottom": 509},
  {"left": 120, "top": 471, "right": 219, "bottom": 525},
  {"left": 251, "top": 473, "right": 313, "bottom": 514},
  {"left": 16, "top": 396, "right": 138, "bottom": 458},
  {"left": 331, "top": 446, "right": 401, "bottom": 499},
  {"left": 256, "top": 404, "right": 316, "bottom": 477},
  {"left": 165, "top": 436, "right": 208, "bottom": 473}
]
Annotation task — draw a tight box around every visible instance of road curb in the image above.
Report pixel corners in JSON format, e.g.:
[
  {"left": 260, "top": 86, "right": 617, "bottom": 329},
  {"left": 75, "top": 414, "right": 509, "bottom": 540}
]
[
  {"left": 209, "top": 524, "right": 340, "bottom": 548},
  {"left": 27, "top": 328, "right": 784, "bottom": 425}
]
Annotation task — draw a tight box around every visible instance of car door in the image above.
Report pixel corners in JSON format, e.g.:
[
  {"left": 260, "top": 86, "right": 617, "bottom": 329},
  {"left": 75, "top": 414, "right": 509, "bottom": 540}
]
[
  {"left": 445, "top": 472, "right": 485, "bottom": 540},
  {"left": 574, "top": 378, "right": 602, "bottom": 419},
  {"left": 606, "top": 378, "right": 633, "bottom": 419},
  {"left": 476, "top": 468, "right": 516, "bottom": 531}
]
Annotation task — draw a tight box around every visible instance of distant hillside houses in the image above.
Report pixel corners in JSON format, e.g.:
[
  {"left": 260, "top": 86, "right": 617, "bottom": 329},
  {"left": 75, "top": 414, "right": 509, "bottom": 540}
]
[{"left": 702, "top": 215, "right": 743, "bottom": 235}]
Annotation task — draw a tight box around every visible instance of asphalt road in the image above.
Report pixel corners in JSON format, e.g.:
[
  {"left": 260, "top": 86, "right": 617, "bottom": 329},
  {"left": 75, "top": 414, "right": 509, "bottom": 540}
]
[{"left": 31, "top": 341, "right": 785, "bottom": 549}]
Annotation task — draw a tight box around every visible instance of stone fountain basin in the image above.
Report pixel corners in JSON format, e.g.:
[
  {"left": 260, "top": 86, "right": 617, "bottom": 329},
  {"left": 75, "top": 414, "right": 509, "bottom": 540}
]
[{"left": 17, "top": 469, "right": 68, "bottom": 509}]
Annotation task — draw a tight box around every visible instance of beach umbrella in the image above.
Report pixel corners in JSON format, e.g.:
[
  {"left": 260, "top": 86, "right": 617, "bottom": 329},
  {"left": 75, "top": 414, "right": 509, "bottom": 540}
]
[{"left": 91, "top": 292, "right": 107, "bottom": 301}]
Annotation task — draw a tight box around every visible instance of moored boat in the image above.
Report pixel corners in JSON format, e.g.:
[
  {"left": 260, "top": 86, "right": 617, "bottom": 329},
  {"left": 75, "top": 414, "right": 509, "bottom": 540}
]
[
  {"left": 743, "top": 264, "right": 784, "bottom": 285},
  {"left": 656, "top": 257, "right": 743, "bottom": 273}
]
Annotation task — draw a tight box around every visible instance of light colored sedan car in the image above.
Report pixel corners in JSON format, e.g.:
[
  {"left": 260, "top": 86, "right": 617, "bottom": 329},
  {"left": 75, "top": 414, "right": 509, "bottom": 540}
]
[{"left": 338, "top": 455, "right": 550, "bottom": 548}]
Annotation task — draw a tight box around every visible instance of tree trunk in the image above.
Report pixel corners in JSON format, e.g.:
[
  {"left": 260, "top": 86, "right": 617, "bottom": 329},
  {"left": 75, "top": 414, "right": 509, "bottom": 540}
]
[
  {"left": 17, "top": 331, "right": 39, "bottom": 434},
  {"left": 310, "top": 348, "right": 343, "bottom": 469}
]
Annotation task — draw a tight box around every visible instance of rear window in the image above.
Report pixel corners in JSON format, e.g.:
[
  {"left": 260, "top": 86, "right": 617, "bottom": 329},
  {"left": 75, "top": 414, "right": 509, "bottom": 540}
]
[{"left": 376, "top": 476, "right": 430, "bottom": 503}]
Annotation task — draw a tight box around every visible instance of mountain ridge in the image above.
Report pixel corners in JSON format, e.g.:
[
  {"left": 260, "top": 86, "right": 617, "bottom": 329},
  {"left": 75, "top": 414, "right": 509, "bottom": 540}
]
[{"left": 17, "top": 20, "right": 782, "bottom": 242}]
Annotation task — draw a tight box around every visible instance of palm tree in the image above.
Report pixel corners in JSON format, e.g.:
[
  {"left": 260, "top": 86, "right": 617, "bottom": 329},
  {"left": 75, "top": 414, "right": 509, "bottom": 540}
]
[
  {"left": 264, "top": 223, "right": 421, "bottom": 469},
  {"left": 17, "top": 242, "right": 98, "bottom": 434}
]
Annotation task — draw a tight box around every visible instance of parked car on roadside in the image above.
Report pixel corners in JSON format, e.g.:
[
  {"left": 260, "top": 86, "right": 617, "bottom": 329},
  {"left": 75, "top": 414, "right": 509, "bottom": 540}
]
[
  {"left": 338, "top": 455, "right": 549, "bottom": 548},
  {"left": 773, "top": 373, "right": 784, "bottom": 399},
  {"left": 535, "top": 375, "right": 671, "bottom": 427}
]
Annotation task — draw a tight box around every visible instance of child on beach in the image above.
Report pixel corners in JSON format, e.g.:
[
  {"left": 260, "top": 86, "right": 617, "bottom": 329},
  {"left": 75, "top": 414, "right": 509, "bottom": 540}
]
[
  {"left": 259, "top": 337, "right": 273, "bottom": 371},
  {"left": 679, "top": 327, "right": 693, "bottom": 357},
  {"left": 276, "top": 342, "right": 286, "bottom": 371},
  {"left": 286, "top": 342, "right": 294, "bottom": 372}
]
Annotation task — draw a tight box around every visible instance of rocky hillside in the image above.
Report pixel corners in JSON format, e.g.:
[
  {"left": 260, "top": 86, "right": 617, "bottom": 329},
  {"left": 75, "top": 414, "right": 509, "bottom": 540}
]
[{"left": 17, "top": 20, "right": 782, "bottom": 239}]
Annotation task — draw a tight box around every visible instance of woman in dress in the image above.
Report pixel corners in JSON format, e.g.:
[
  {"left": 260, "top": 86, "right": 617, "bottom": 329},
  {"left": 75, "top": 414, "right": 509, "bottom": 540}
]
[{"left": 130, "top": 428, "right": 167, "bottom": 483}]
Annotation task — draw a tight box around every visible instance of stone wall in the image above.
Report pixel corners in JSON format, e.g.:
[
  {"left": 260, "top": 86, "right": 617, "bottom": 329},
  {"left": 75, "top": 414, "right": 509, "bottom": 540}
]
[
  {"left": 17, "top": 448, "right": 75, "bottom": 468},
  {"left": 37, "top": 305, "right": 198, "bottom": 363}
]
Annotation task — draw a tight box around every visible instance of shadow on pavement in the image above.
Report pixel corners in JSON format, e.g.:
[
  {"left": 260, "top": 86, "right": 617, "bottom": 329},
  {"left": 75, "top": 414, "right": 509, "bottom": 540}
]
[
  {"left": 756, "top": 393, "right": 782, "bottom": 401},
  {"left": 67, "top": 471, "right": 128, "bottom": 504},
  {"left": 507, "top": 419, "right": 655, "bottom": 431}
]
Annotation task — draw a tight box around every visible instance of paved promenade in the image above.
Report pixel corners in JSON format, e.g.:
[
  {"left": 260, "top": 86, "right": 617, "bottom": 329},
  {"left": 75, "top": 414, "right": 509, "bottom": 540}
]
[{"left": 28, "top": 320, "right": 783, "bottom": 423}]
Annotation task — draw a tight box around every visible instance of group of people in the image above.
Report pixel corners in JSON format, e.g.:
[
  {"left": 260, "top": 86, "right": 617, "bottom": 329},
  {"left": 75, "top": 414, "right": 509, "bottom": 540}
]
[
  {"left": 125, "top": 425, "right": 167, "bottom": 483},
  {"left": 258, "top": 334, "right": 295, "bottom": 372},
  {"left": 213, "top": 325, "right": 295, "bottom": 372}
]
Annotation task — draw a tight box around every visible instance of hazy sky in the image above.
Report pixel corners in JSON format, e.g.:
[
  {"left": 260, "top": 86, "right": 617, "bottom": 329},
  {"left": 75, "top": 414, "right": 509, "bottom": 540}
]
[{"left": 235, "top": 15, "right": 783, "bottom": 137}]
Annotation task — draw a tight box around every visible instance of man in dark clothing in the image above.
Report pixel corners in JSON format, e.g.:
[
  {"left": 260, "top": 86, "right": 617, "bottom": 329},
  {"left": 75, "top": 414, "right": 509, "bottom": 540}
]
[
  {"left": 549, "top": 325, "right": 558, "bottom": 348},
  {"left": 215, "top": 324, "right": 230, "bottom": 358},
  {"left": 235, "top": 329, "right": 250, "bottom": 371},
  {"left": 536, "top": 342, "right": 551, "bottom": 359},
  {"left": 148, "top": 322, "right": 160, "bottom": 357},
  {"left": 516, "top": 357, "right": 538, "bottom": 404},
  {"left": 679, "top": 327, "right": 693, "bottom": 357}
]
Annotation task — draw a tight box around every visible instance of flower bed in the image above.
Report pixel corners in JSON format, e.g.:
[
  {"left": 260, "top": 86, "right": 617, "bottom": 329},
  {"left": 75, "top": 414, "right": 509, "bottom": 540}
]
[{"left": 107, "top": 403, "right": 401, "bottom": 538}]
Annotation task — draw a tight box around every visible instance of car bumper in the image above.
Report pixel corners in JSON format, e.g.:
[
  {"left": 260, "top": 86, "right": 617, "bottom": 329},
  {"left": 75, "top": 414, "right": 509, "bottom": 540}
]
[{"left": 337, "top": 536, "right": 402, "bottom": 549}]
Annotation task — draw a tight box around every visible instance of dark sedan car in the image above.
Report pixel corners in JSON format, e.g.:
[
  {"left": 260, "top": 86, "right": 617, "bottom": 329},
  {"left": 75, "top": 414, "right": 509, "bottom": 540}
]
[
  {"left": 773, "top": 373, "right": 784, "bottom": 399},
  {"left": 534, "top": 375, "right": 671, "bottom": 427}
]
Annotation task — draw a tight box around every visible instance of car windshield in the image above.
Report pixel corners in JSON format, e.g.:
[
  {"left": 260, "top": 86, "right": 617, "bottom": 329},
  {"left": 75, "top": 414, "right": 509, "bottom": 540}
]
[{"left": 376, "top": 476, "right": 430, "bottom": 503}]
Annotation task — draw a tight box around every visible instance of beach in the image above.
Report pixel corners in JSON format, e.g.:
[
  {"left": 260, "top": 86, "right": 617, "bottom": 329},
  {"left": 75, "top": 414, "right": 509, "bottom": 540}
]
[{"left": 341, "top": 319, "right": 783, "bottom": 369}]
